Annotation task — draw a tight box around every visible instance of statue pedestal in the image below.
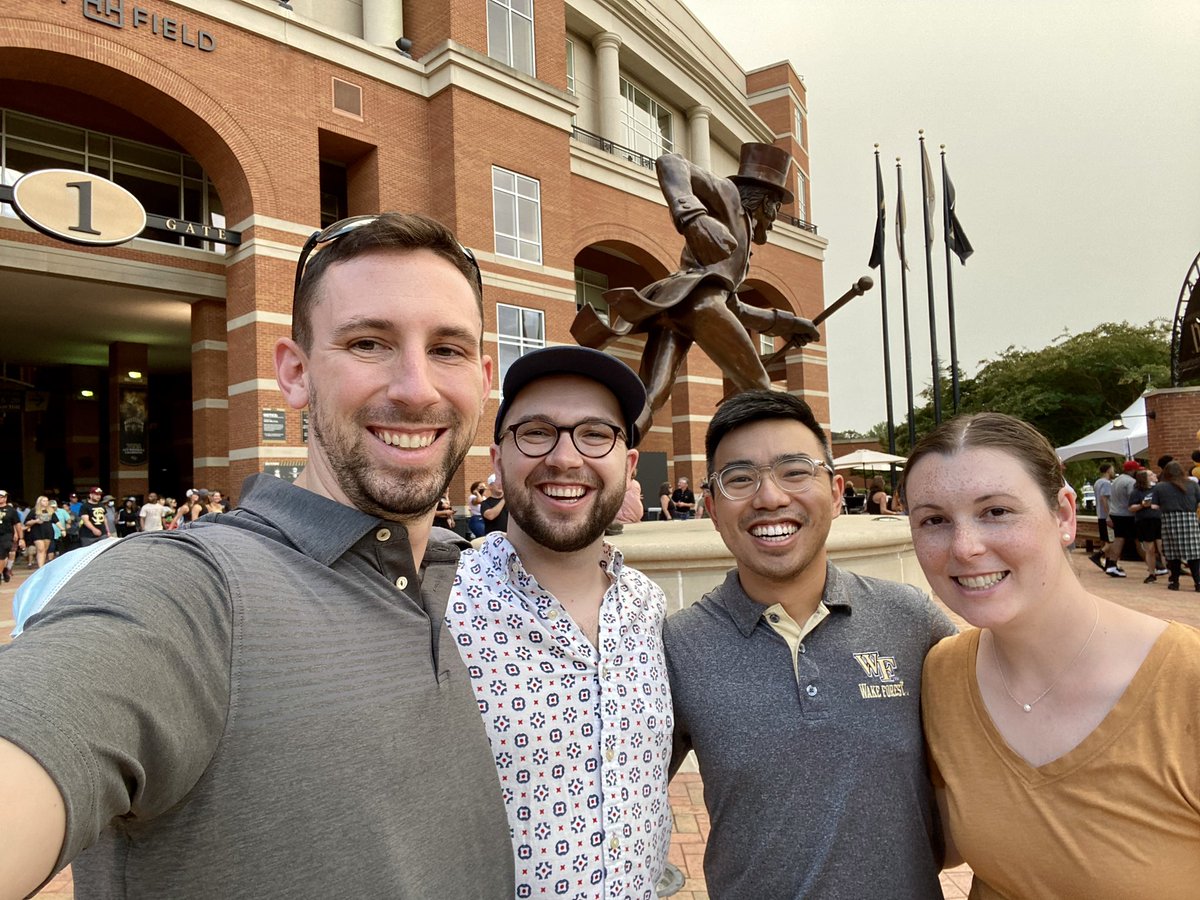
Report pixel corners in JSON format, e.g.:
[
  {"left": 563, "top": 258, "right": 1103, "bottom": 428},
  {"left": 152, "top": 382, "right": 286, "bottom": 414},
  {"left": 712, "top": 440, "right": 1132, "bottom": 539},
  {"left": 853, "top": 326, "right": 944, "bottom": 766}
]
[{"left": 608, "top": 515, "right": 928, "bottom": 613}]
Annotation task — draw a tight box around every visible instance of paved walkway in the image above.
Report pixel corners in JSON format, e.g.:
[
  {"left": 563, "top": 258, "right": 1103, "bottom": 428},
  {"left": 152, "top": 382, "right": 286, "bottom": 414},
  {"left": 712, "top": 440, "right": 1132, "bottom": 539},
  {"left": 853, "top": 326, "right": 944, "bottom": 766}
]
[{"left": 3, "top": 546, "right": 1191, "bottom": 899}]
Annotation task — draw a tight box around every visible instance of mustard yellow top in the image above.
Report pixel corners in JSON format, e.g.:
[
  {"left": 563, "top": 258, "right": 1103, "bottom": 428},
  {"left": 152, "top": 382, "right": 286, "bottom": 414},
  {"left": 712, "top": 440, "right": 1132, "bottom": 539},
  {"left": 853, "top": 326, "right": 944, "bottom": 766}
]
[{"left": 923, "top": 622, "right": 1200, "bottom": 900}]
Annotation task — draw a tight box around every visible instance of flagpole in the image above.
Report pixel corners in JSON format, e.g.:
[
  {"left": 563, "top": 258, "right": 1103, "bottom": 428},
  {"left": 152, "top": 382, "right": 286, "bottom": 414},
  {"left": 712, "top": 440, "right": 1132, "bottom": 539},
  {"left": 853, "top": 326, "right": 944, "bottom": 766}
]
[
  {"left": 871, "top": 146, "right": 897, "bottom": 454},
  {"left": 895, "top": 157, "right": 917, "bottom": 450},
  {"left": 919, "top": 130, "right": 942, "bottom": 424},
  {"left": 941, "top": 145, "right": 962, "bottom": 414}
]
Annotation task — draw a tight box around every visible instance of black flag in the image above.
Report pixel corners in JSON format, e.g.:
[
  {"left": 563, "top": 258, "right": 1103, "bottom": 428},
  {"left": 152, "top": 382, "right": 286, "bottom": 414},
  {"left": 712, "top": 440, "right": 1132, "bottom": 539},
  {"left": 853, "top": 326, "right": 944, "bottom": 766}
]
[
  {"left": 868, "top": 150, "right": 886, "bottom": 268},
  {"left": 943, "top": 161, "right": 974, "bottom": 264}
]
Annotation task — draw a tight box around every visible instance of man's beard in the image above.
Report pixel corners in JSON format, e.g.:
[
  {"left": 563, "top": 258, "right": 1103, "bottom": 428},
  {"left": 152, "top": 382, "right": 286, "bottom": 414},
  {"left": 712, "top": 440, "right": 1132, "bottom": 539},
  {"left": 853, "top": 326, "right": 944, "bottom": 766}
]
[
  {"left": 309, "top": 383, "right": 472, "bottom": 520},
  {"left": 504, "top": 467, "right": 626, "bottom": 553}
]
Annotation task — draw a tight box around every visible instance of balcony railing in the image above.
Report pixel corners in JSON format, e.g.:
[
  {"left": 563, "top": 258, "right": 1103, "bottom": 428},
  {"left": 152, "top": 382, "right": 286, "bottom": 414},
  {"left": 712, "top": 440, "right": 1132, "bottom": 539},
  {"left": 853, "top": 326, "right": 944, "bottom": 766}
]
[
  {"left": 776, "top": 211, "right": 818, "bottom": 235},
  {"left": 572, "top": 126, "right": 819, "bottom": 235},
  {"left": 571, "top": 127, "right": 657, "bottom": 172}
]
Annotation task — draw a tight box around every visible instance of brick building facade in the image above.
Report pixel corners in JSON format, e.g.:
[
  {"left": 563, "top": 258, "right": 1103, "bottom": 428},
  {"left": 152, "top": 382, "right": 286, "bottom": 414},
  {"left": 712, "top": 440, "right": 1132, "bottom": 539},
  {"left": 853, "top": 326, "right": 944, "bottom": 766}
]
[{"left": 0, "top": 0, "right": 827, "bottom": 509}]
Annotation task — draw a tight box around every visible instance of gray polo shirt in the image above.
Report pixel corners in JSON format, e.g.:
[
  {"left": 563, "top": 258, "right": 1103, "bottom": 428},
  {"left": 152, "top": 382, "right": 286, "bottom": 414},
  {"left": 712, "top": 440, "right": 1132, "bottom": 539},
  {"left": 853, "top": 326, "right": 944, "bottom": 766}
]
[
  {"left": 0, "top": 474, "right": 513, "bottom": 898},
  {"left": 664, "top": 563, "right": 955, "bottom": 900}
]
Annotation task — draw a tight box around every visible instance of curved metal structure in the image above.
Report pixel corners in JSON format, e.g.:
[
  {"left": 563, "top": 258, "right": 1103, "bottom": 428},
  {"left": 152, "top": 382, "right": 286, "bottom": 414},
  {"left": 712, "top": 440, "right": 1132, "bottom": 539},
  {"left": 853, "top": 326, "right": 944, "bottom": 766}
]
[{"left": 1171, "top": 249, "right": 1200, "bottom": 385}]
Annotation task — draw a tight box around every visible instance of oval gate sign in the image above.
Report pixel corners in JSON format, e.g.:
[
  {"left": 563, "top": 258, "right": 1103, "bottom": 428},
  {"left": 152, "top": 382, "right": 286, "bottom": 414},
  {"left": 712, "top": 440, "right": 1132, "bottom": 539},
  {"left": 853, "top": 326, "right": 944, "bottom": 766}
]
[{"left": 11, "top": 169, "right": 147, "bottom": 246}]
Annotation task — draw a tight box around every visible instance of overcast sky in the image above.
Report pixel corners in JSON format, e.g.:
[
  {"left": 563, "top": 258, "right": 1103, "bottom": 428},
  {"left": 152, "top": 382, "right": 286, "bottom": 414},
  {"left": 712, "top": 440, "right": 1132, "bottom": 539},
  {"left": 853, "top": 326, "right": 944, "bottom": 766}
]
[{"left": 685, "top": 0, "right": 1199, "bottom": 433}]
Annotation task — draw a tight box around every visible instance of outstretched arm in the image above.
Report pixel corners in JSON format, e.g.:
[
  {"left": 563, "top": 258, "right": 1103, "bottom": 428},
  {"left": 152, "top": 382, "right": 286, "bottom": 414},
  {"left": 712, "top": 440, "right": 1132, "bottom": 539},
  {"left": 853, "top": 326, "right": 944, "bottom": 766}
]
[
  {"left": 0, "top": 738, "right": 66, "bottom": 899},
  {"left": 730, "top": 301, "right": 821, "bottom": 345}
]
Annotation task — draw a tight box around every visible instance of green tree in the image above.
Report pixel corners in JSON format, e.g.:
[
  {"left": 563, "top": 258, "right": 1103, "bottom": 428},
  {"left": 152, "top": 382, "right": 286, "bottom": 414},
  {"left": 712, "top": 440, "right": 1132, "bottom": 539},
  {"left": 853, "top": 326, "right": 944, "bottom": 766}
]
[{"left": 881, "top": 319, "right": 1170, "bottom": 454}]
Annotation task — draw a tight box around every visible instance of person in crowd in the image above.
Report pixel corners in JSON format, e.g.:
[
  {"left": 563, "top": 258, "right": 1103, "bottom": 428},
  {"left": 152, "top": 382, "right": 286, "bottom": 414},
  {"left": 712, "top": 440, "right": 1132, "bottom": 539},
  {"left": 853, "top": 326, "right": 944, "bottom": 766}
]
[
  {"left": 665, "top": 390, "right": 955, "bottom": 899},
  {"left": 211, "top": 490, "right": 230, "bottom": 513},
  {"left": 50, "top": 501, "right": 71, "bottom": 559},
  {"left": 614, "top": 465, "right": 645, "bottom": 526},
  {"left": 0, "top": 491, "right": 23, "bottom": 584},
  {"left": 480, "top": 474, "right": 507, "bottom": 534},
  {"left": 433, "top": 491, "right": 456, "bottom": 532},
  {"left": 466, "top": 480, "right": 486, "bottom": 538},
  {"left": 448, "top": 346, "right": 670, "bottom": 899},
  {"left": 116, "top": 497, "right": 140, "bottom": 538},
  {"left": 1103, "top": 460, "right": 1142, "bottom": 577},
  {"left": 865, "top": 474, "right": 898, "bottom": 514},
  {"left": 1130, "top": 469, "right": 1167, "bottom": 583},
  {"left": 1089, "top": 462, "right": 1115, "bottom": 570},
  {"left": 670, "top": 476, "right": 696, "bottom": 520},
  {"left": 76, "top": 486, "right": 111, "bottom": 548},
  {"left": 657, "top": 481, "right": 673, "bottom": 520},
  {"left": 1152, "top": 461, "right": 1200, "bottom": 591},
  {"left": 162, "top": 497, "right": 178, "bottom": 529},
  {"left": 904, "top": 412, "right": 1199, "bottom": 898},
  {"left": 138, "top": 492, "right": 168, "bottom": 532},
  {"left": 26, "top": 497, "right": 55, "bottom": 570},
  {"left": 0, "top": 212, "right": 513, "bottom": 898},
  {"left": 1191, "top": 449, "right": 1200, "bottom": 481}
]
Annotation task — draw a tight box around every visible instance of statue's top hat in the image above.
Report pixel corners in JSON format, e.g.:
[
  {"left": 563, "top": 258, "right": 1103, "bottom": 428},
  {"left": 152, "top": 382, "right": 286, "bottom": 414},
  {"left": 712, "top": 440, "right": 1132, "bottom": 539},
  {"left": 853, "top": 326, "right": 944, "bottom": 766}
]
[{"left": 729, "top": 142, "right": 794, "bottom": 204}]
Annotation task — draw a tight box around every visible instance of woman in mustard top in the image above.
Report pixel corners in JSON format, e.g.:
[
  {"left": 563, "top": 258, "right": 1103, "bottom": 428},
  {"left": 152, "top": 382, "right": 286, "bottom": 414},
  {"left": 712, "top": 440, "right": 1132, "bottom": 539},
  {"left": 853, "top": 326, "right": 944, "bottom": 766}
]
[{"left": 901, "top": 413, "right": 1200, "bottom": 899}]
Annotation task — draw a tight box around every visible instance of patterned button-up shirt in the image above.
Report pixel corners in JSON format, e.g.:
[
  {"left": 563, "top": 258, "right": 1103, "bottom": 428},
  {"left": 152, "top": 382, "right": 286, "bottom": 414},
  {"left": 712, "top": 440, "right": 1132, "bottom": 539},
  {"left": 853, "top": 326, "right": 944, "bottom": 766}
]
[{"left": 448, "top": 533, "right": 673, "bottom": 900}]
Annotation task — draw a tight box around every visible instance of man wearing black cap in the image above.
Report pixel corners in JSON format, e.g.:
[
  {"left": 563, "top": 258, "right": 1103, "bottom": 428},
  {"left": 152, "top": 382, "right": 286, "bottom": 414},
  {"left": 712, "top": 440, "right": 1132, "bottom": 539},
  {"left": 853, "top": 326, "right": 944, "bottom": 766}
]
[
  {"left": 76, "top": 486, "right": 111, "bottom": 548},
  {"left": 571, "top": 142, "right": 821, "bottom": 432},
  {"left": 446, "top": 346, "right": 672, "bottom": 900}
]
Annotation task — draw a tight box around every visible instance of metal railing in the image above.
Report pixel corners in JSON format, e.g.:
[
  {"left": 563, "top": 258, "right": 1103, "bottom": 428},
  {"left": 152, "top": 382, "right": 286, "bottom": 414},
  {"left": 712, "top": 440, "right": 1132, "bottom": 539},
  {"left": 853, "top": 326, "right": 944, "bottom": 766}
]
[
  {"left": 776, "top": 211, "right": 818, "bottom": 235},
  {"left": 571, "top": 127, "right": 657, "bottom": 171}
]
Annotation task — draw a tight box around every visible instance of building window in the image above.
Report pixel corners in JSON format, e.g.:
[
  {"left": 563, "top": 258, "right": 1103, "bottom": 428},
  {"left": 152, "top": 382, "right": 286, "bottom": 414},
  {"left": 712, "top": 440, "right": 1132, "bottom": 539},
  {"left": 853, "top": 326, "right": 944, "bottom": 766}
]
[
  {"left": 759, "top": 332, "right": 774, "bottom": 355},
  {"left": 0, "top": 108, "right": 223, "bottom": 251},
  {"left": 796, "top": 170, "right": 807, "bottom": 222},
  {"left": 565, "top": 39, "right": 575, "bottom": 94},
  {"left": 794, "top": 108, "right": 806, "bottom": 148},
  {"left": 492, "top": 166, "right": 542, "bottom": 264},
  {"left": 487, "top": 0, "right": 535, "bottom": 76},
  {"left": 574, "top": 266, "right": 609, "bottom": 322},
  {"left": 620, "top": 78, "right": 673, "bottom": 159},
  {"left": 496, "top": 303, "right": 545, "bottom": 388}
]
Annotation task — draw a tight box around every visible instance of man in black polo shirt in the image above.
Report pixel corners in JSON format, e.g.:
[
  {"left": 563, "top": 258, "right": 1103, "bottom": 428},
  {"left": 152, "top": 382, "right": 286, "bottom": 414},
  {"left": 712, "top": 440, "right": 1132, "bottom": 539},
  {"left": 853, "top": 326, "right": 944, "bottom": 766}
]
[
  {"left": 75, "top": 486, "right": 111, "bottom": 548},
  {"left": 0, "top": 214, "right": 513, "bottom": 898}
]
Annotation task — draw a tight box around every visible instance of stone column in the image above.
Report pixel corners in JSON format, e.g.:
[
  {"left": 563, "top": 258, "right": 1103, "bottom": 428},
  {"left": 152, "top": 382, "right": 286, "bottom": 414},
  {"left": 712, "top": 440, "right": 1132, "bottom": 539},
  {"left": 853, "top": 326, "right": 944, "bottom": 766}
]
[
  {"left": 191, "top": 299, "right": 230, "bottom": 498},
  {"left": 687, "top": 105, "right": 711, "bottom": 171},
  {"left": 363, "top": 0, "right": 403, "bottom": 47},
  {"left": 593, "top": 32, "right": 623, "bottom": 145}
]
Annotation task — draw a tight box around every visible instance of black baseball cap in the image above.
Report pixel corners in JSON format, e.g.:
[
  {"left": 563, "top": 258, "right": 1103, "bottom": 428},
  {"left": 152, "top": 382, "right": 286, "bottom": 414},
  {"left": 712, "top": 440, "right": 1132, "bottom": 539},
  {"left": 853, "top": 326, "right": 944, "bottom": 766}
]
[{"left": 494, "top": 346, "right": 648, "bottom": 448}]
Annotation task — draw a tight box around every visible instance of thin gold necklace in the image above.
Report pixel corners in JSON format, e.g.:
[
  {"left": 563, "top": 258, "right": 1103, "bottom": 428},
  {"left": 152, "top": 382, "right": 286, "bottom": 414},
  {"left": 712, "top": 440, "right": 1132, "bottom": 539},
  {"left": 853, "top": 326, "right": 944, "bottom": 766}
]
[{"left": 991, "top": 599, "right": 1101, "bottom": 713}]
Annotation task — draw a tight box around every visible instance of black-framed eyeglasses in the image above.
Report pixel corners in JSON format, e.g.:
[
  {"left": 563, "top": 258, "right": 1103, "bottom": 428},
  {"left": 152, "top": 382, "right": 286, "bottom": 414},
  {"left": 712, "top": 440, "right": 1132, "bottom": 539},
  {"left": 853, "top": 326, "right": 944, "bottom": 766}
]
[
  {"left": 292, "top": 214, "right": 484, "bottom": 304},
  {"left": 501, "top": 419, "right": 627, "bottom": 459},
  {"left": 705, "top": 454, "right": 834, "bottom": 501}
]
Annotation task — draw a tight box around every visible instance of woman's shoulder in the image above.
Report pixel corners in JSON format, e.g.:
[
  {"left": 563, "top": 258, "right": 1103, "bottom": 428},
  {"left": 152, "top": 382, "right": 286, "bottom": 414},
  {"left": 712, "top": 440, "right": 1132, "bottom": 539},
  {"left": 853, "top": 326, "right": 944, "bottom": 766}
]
[{"left": 925, "top": 628, "right": 978, "bottom": 672}]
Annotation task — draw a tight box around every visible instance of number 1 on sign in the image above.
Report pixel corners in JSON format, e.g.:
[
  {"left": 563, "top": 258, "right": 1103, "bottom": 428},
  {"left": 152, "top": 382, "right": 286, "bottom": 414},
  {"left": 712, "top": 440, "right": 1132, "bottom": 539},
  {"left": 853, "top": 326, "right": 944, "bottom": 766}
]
[{"left": 66, "top": 180, "right": 102, "bottom": 236}]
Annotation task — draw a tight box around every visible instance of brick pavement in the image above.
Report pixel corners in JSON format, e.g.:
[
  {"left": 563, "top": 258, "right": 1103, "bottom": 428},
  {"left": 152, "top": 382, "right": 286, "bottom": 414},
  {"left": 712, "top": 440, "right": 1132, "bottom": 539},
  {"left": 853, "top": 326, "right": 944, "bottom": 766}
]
[{"left": 4, "top": 546, "right": 1194, "bottom": 900}]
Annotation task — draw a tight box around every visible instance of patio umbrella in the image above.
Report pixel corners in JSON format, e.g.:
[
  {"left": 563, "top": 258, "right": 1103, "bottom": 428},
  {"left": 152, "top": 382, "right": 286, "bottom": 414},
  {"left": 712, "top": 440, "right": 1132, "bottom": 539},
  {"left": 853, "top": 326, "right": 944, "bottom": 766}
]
[{"left": 832, "top": 449, "right": 907, "bottom": 470}]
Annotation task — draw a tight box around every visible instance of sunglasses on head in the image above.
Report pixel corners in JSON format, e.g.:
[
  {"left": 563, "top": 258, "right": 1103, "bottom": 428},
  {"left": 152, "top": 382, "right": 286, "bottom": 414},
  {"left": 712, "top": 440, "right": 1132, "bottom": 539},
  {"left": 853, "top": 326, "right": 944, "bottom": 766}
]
[{"left": 292, "top": 214, "right": 483, "bottom": 304}]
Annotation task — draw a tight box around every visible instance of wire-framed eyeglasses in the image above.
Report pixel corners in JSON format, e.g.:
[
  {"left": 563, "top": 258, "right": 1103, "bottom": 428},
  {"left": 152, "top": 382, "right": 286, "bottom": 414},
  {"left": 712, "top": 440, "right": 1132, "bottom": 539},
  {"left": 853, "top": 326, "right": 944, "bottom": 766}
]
[
  {"left": 706, "top": 454, "right": 834, "bottom": 501},
  {"left": 501, "top": 419, "right": 627, "bottom": 459},
  {"left": 292, "top": 214, "right": 483, "bottom": 304}
]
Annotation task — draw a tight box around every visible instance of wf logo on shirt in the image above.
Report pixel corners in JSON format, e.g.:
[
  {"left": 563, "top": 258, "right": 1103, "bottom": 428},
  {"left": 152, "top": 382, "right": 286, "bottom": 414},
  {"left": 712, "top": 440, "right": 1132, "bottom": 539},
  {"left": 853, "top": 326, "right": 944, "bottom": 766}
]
[{"left": 853, "top": 651, "right": 908, "bottom": 699}]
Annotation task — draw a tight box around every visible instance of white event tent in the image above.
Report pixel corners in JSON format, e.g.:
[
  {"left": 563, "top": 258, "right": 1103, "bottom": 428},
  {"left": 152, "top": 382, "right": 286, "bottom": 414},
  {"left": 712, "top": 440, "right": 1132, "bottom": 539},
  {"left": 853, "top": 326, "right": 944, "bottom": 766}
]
[{"left": 1055, "top": 396, "right": 1149, "bottom": 462}]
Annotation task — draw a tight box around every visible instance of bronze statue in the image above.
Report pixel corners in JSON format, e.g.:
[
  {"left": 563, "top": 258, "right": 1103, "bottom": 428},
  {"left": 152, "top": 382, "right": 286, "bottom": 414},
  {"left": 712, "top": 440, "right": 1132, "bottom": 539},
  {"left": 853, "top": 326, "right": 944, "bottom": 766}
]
[{"left": 572, "top": 142, "right": 821, "bottom": 433}]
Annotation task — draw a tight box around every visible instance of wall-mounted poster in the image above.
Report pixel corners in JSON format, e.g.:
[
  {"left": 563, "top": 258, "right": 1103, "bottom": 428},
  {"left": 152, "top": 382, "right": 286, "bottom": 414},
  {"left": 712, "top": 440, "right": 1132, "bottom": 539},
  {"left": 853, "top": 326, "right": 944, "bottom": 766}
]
[{"left": 119, "top": 387, "right": 148, "bottom": 465}]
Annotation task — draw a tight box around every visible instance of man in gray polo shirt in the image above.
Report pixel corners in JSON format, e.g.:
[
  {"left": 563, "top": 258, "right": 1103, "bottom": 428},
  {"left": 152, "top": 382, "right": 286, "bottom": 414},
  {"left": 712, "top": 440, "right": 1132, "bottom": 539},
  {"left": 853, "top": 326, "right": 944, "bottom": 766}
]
[
  {"left": 0, "top": 214, "right": 513, "bottom": 898},
  {"left": 664, "top": 390, "right": 955, "bottom": 900}
]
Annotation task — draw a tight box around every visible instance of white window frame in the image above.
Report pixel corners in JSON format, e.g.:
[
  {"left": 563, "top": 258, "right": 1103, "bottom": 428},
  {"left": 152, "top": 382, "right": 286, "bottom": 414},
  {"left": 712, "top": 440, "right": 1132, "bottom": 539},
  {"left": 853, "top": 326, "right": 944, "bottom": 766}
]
[
  {"left": 574, "top": 266, "right": 609, "bottom": 322},
  {"left": 491, "top": 166, "right": 542, "bottom": 264},
  {"left": 486, "top": 0, "right": 536, "bottom": 76},
  {"left": 794, "top": 107, "right": 806, "bottom": 149},
  {"left": 565, "top": 38, "right": 575, "bottom": 94},
  {"left": 619, "top": 77, "right": 673, "bottom": 159},
  {"left": 759, "top": 332, "right": 774, "bottom": 355},
  {"left": 796, "top": 169, "right": 807, "bottom": 222},
  {"left": 496, "top": 303, "right": 546, "bottom": 391}
]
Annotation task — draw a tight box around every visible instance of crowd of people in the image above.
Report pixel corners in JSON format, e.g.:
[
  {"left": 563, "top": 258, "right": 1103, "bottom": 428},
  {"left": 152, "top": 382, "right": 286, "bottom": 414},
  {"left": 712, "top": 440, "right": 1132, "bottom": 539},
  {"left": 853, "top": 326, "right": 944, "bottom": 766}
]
[
  {"left": 1092, "top": 455, "right": 1200, "bottom": 591},
  {"left": 0, "top": 487, "right": 232, "bottom": 576},
  {"left": 0, "top": 211, "right": 1194, "bottom": 900}
]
